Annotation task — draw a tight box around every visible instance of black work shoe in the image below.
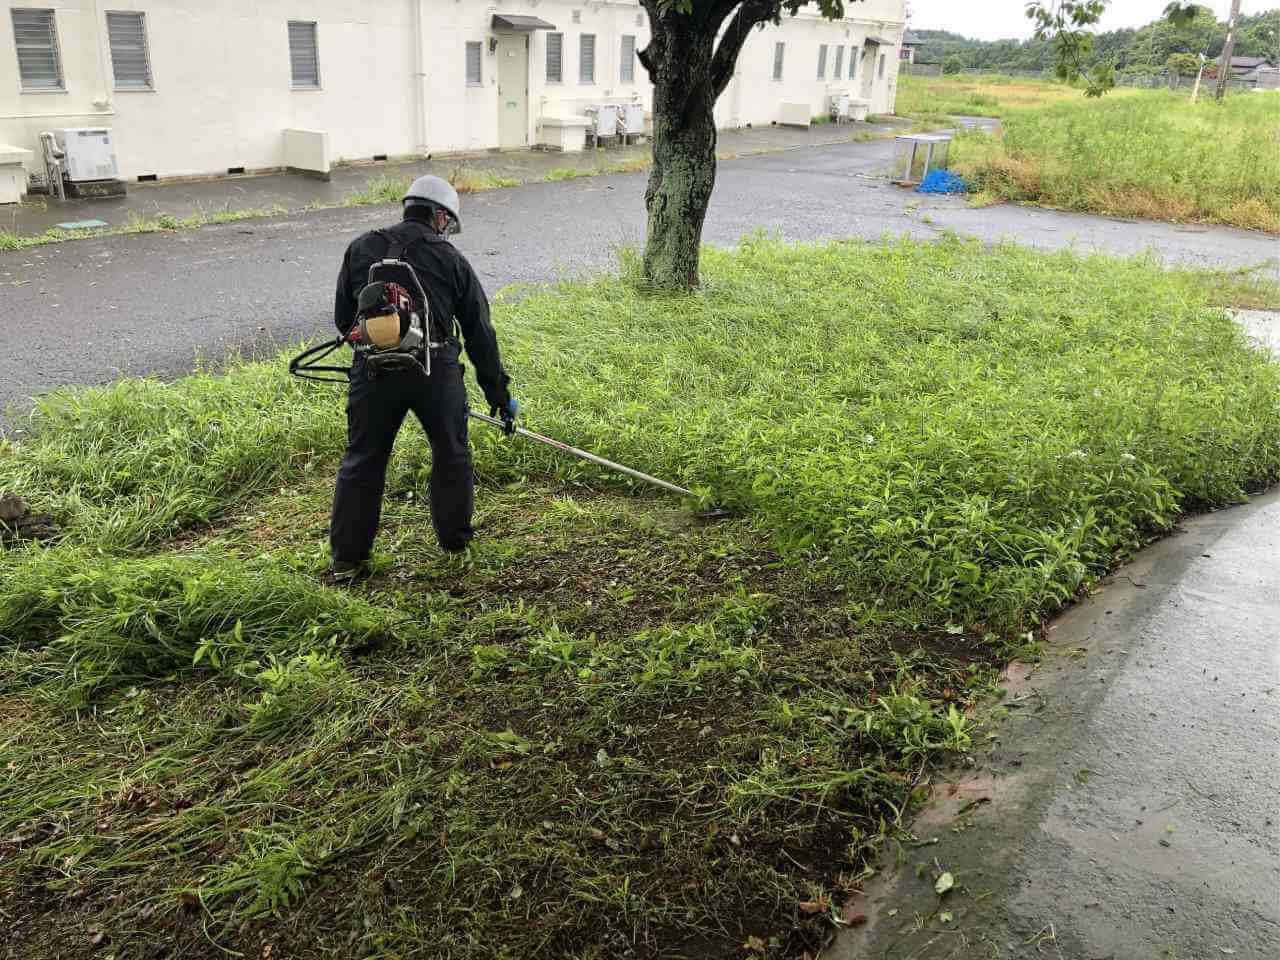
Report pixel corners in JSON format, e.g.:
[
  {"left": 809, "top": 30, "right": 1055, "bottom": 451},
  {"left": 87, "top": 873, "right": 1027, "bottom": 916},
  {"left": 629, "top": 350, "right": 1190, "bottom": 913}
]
[{"left": 330, "top": 560, "right": 368, "bottom": 582}]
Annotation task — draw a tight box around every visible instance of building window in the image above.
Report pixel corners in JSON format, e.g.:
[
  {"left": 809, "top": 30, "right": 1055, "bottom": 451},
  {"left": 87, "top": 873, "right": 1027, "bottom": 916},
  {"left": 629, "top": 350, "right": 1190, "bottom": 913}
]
[
  {"left": 11, "top": 8, "right": 63, "bottom": 90},
  {"left": 106, "top": 11, "right": 152, "bottom": 90},
  {"left": 817, "top": 44, "right": 827, "bottom": 79},
  {"left": 620, "top": 34, "right": 635, "bottom": 83},
  {"left": 849, "top": 45, "right": 857, "bottom": 79},
  {"left": 546, "top": 32, "right": 563, "bottom": 83},
  {"left": 572, "top": 10, "right": 581, "bottom": 25},
  {"left": 772, "top": 42, "right": 785, "bottom": 81},
  {"left": 465, "top": 41, "right": 482, "bottom": 86},
  {"left": 879, "top": 52, "right": 886, "bottom": 78},
  {"left": 288, "top": 21, "right": 320, "bottom": 89},
  {"left": 580, "top": 33, "right": 595, "bottom": 83},
  {"left": 833, "top": 45, "right": 844, "bottom": 81}
]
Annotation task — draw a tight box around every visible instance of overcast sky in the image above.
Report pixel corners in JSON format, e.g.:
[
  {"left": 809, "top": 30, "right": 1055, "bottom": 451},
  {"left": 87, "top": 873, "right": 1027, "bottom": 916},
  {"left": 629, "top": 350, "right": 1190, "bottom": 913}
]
[{"left": 906, "top": 1, "right": 1275, "bottom": 42}]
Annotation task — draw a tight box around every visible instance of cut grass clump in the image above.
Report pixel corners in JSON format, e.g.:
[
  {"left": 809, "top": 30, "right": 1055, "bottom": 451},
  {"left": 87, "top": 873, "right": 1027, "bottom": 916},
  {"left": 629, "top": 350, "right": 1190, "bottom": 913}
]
[
  {"left": 954, "top": 90, "right": 1280, "bottom": 233},
  {"left": 0, "top": 480, "right": 988, "bottom": 960},
  {"left": 0, "top": 546, "right": 400, "bottom": 706}
]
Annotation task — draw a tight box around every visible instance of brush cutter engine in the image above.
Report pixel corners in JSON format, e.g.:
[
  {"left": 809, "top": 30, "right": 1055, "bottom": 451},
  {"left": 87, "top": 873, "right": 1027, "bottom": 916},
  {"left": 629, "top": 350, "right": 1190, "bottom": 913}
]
[{"left": 350, "top": 279, "right": 429, "bottom": 378}]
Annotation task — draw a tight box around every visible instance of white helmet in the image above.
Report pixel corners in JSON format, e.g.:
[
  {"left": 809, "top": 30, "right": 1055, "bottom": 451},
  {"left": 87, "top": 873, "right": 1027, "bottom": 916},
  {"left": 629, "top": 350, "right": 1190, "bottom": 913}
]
[{"left": 403, "top": 175, "right": 462, "bottom": 233}]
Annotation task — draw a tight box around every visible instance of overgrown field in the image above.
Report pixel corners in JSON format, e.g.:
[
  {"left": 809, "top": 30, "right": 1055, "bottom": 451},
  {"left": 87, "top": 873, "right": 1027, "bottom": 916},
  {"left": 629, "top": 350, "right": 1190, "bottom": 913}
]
[
  {"left": 894, "top": 73, "right": 1110, "bottom": 120},
  {"left": 953, "top": 89, "right": 1280, "bottom": 233},
  {"left": 3, "top": 238, "right": 1278, "bottom": 959}
]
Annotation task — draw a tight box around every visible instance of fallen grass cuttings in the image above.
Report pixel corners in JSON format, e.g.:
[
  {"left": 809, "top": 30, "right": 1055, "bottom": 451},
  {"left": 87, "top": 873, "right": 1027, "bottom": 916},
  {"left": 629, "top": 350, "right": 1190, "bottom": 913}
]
[
  {"left": 0, "top": 476, "right": 992, "bottom": 960},
  {"left": 953, "top": 90, "right": 1280, "bottom": 233},
  {"left": 0, "top": 546, "right": 405, "bottom": 707}
]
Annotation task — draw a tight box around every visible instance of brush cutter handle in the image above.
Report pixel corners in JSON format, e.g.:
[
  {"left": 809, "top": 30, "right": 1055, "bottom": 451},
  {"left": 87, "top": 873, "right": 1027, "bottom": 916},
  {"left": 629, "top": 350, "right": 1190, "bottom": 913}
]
[
  {"left": 467, "top": 411, "right": 695, "bottom": 500},
  {"left": 288, "top": 336, "right": 352, "bottom": 383}
]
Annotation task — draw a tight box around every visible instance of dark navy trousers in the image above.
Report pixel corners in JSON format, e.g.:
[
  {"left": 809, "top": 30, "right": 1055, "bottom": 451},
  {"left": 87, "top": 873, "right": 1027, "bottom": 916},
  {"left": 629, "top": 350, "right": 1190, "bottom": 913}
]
[{"left": 329, "top": 352, "right": 474, "bottom": 563}]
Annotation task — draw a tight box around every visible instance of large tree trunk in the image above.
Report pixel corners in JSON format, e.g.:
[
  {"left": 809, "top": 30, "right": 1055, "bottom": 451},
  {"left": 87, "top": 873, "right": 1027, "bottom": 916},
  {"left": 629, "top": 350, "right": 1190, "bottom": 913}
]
[{"left": 640, "top": 18, "right": 719, "bottom": 291}]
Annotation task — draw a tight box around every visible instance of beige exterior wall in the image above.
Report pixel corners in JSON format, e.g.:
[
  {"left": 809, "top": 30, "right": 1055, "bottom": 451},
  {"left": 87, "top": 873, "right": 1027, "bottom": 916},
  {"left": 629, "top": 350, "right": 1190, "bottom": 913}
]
[
  {"left": 717, "top": 3, "right": 906, "bottom": 129},
  {"left": 0, "top": 1, "right": 905, "bottom": 183}
]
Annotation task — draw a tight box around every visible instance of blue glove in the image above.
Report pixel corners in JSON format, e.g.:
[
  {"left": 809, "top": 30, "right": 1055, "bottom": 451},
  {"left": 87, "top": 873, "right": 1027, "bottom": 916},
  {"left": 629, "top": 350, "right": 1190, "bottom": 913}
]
[{"left": 491, "top": 397, "right": 518, "bottom": 436}]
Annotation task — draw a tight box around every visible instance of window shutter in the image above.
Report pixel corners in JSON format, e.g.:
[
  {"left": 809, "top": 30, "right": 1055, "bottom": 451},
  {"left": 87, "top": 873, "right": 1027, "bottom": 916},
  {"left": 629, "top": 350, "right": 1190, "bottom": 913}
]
[
  {"left": 107, "top": 12, "right": 151, "bottom": 90},
  {"left": 466, "top": 41, "right": 482, "bottom": 85},
  {"left": 773, "top": 42, "right": 785, "bottom": 81},
  {"left": 11, "top": 9, "right": 62, "bottom": 90},
  {"left": 620, "top": 35, "right": 635, "bottom": 83},
  {"left": 833, "top": 45, "right": 844, "bottom": 82},
  {"left": 288, "top": 21, "right": 319, "bottom": 88},
  {"left": 546, "top": 32, "right": 562, "bottom": 82},
  {"left": 580, "top": 34, "right": 595, "bottom": 83}
]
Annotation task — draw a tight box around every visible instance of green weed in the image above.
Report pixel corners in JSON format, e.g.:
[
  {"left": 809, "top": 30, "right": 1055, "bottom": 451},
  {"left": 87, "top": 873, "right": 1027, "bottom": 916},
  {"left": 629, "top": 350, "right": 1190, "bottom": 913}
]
[
  {"left": 954, "top": 90, "right": 1280, "bottom": 232},
  {"left": 546, "top": 166, "right": 593, "bottom": 181}
]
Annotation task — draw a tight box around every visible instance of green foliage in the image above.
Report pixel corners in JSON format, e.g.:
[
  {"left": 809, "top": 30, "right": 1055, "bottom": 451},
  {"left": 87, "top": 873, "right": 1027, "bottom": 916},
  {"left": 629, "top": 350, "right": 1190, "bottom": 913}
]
[
  {"left": 1166, "top": 51, "right": 1201, "bottom": 77},
  {"left": 7, "top": 240, "right": 1278, "bottom": 634},
  {"left": 957, "top": 90, "right": 1280, "bottom": 232},
  {"left": 244, "top": 652, "right": 352, "bottom": 740},
  {"left": 196, "top": 828, "right": 317, "bottom": 918},
  {"left": 0, "top": 361, "right": 341, "bottom": 548},
  {"left": 915, "top": 7, "right": 1277, "bottom": 75},
  {"left": 1025, "top": 1, "right": 1115, "bottom": 96},
  {"left": 0, "top": 548, "right": 398, "bottom": 705},
  {"left": 484, "top": 237, "right": 1280, "bottom": 626}
]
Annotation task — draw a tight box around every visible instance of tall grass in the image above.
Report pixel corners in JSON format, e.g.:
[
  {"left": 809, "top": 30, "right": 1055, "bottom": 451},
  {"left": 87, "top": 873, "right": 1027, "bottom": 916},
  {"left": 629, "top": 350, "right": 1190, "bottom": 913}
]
[
  {"left": 0, "top": 362, "right": 340, "bottom": 548},
  {"left": 895, "top": 73, "right": 1102, "bottom": 119},
  {"left": 956, "top": 90, "right": 1280, "bottom": 233},
  {"left": 3, "top": 238, "right": 1277, "bottom": 627}
]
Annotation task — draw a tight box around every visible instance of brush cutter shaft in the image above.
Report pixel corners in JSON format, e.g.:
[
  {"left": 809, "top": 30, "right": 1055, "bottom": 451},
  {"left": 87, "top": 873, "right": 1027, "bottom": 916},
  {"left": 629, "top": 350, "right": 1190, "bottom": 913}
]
[{"left": 467, "top": 411, "right": 694, "bottom": 499}]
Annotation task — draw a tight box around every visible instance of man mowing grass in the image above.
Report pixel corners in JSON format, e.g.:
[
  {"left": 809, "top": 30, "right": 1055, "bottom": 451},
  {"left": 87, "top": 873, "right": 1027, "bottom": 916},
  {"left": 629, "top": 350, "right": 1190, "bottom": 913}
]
[{"left": 328, "top": 175, "right": 518, "bottom": 581}]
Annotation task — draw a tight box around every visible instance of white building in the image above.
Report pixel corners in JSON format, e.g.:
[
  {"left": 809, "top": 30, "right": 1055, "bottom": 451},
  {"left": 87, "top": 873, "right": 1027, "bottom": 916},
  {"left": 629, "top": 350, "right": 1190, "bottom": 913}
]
[{"left": 0, "top": 1, "right": 906, "bottom": 191}]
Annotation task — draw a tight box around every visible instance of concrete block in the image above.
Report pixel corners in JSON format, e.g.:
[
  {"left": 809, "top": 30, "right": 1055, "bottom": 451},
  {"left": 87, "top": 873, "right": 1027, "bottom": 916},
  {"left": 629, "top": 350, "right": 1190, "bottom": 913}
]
[
  {"left": 0, "top": 145, "right": 34, "bottom": 204},
  {"left": 65, "top": 179, "right": 127, "bottom": 199},
  {"left": 778, "top": 102, "right": 811, "bottom": 128},
  {"left": 283, "top": 128, "right": 332, "bottom": 180},
  {"left": 536, "top": 116, "right": 591, "bottom": 153}
]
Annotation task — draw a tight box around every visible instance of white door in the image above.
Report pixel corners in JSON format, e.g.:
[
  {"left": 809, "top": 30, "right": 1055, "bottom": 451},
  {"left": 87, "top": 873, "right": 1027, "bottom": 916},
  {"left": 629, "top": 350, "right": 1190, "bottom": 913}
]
[
  {"left": 860, "top": 44, "right": 878, "bottom": 101},
  {"left": 497, "top": 34, "right": 529, "bottom": 149}
]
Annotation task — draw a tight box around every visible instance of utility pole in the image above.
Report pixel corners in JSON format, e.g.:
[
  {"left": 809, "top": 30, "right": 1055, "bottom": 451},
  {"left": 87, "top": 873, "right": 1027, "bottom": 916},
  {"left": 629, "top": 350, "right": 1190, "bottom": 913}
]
[{"left": 1215, "top": 0, "right": 1243, "bottom": 101}]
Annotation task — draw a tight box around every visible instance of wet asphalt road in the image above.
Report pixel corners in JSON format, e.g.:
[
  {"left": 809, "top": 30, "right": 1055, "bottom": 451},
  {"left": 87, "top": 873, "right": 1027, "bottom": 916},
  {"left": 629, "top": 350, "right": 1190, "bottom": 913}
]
[{"left": 1, "top": 136, "right": 1277, "bottom": 426}]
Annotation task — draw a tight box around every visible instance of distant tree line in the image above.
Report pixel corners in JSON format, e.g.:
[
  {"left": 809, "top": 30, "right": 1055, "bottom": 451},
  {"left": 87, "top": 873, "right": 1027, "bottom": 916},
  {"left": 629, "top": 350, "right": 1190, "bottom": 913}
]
[{"left": 917, "top": 5, "right": 1279, "bottom": 76}]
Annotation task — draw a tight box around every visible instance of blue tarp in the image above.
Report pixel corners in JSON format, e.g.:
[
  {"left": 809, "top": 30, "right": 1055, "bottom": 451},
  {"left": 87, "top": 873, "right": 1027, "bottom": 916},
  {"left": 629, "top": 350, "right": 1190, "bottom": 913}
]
[{"left": 917, "top": 171, "right": 970, "bottom": 195}]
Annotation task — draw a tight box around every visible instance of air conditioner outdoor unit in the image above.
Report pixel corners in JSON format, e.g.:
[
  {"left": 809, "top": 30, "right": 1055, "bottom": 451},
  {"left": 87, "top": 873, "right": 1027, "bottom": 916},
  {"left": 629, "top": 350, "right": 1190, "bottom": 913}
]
[
  {"left": 829, "top": 93, "right": 851, "bottom": 121},
  {"left": 778, "top": 102, "right": 810, "bottom": 128},
  {"left": 619, "top": 103, "right": 645, "bottom": 137},
  {"left": 586, "top": 104, "right": 619, "bottom": 138},
  {"left": 54, "top": 128, "right": 119, "bottom": 182}
]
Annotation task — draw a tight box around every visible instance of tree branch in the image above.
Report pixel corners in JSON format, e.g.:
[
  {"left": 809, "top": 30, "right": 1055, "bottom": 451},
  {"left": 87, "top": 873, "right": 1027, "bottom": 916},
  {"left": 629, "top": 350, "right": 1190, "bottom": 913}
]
[{"left": 711, "top": 0, "right": 779, "bottom": 96}]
